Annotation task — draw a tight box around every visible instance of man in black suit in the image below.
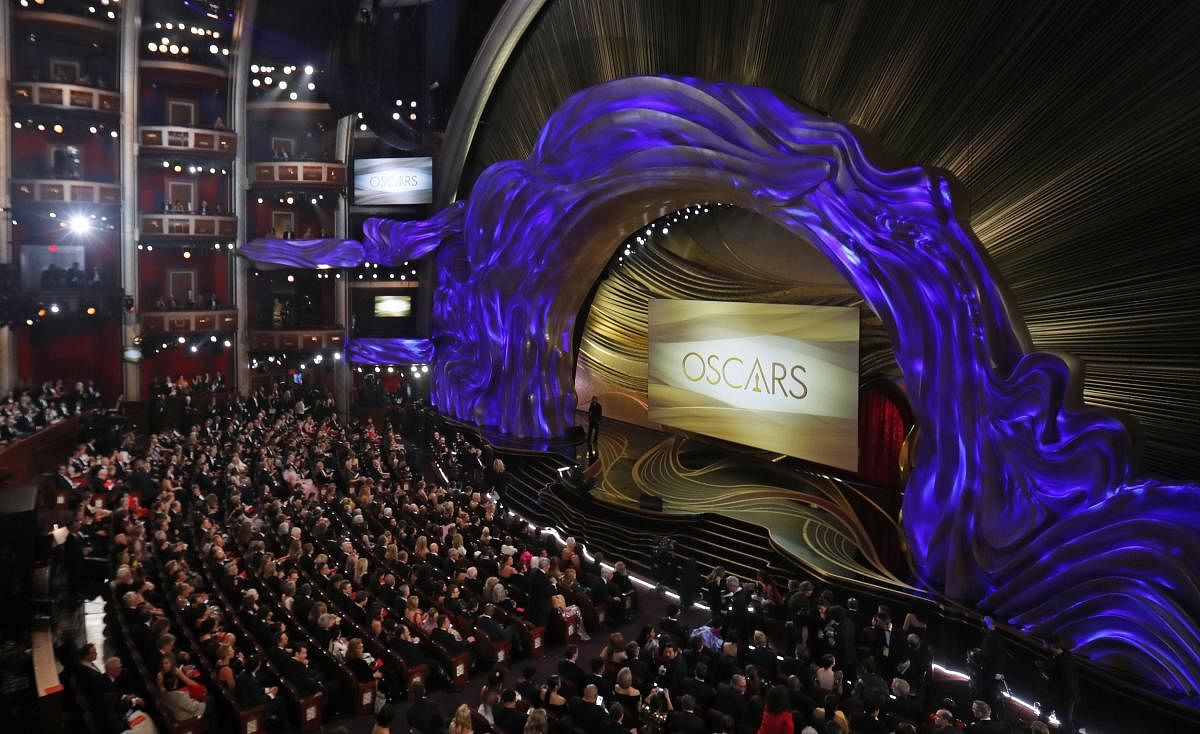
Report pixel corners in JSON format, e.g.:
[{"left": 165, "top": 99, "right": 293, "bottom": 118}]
[
  {"left": 658, "top": 603, "right": 689, "bottom": 644},
  {"left": 869, "top": 611, "right": 903, "bottom": 679},
  {"left": 660, "top": 642, "right": 688, "bottom": 694},
  {"left": 568, "top": 684, "right": 608, "bottom": 734},
  {"left": 494, "top": 689, "right": 528, "bottom": 734},
  {"left": 848, "top": 699, "right": 889, "bottom": 734},
  {"left": 601, "top": 703, "right": 633, "bottom": 734},
  {"left": 667, "top": 694, "right": 706, "bottom": 734},
  {"left": 558, "top": 644, "right": 587, "bottom": 691},
  {"left": 528, "top": 558, "right": 554, "bottom": 625},
  {"left": 714, "top": 674, "right": 748, "bottom": 728},
  {"left": 677, "top": 662, "right": 716, "bottom": 711},
  {"left": 745, "top": 630, "right": 780, "bottom": 681},
  {"left": 882, "top": 677, "right": 923, "bottom": 724},
  {"left": 406, "top": 681, "right": 445, "bottom": 734},
  {"left": 965, "top": 700, "right": 1008, "bottom": 734},
  {"left": 478, "top": 603, "right": 522, "bottom": 656}
]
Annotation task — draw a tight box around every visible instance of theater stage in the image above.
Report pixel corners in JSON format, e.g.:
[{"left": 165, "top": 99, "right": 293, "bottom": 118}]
[{"left": 572, "top": 415, "right": 916, "bottom": 594}]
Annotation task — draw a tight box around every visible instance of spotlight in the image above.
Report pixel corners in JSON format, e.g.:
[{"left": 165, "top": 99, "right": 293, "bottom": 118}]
[
  {"left": 189, "top": 345, "right": 198, "bottom": 353},
  {"left": 304, "top": 64, "right": 314, "bottom": 75},
  {"left": 333, "top": 352, "right": 341, "bottom": 361},
  {"left": 313, "top": 354, "right": 323, "bottom": 364},
  {"left": 26, "top": 319, "right": 34, "bottom": 326},
  {"left": 307, "top": 82, "right": 315, "bottom": 91},
  {"left": 36, "top": 308, "right": 47, "bottom": 318},
  {"left": 421, "top": 365, "right": 429, "bottom": 373},
  {"left": 278, "top": 81, "right": 287, "bottom": 90},
  {"left": 289, "top": 92, "right": 298, "bottom": 101},
  {"left": 223, "top": 339, "right": 231, "bottom": 348},
  {"left": 183, "top": 250, "right": 192, "bottom": 259},
  {"left": 286, "top": 274, "right": 295, "bottom": 283},
  {"left": 149, "top": 42, "right": 158, "bottom": 52},
  {"left": 177, "top": 336, "right": 186, "bottom": 344},
  {"left": 209, "top": 335, "right": 217, "bottom": 342},
  {"left": 263, "top": 76, "right": 272, "bottom": 85},
  {"left": 69, "top": 215, "right": 91, "bottom": 234},
  {"left": 49, "top": 304, "right": 60, "bottom": 314},
  {"left": 251, "top": 79, "right": 261, "bottom": 87},
  {"left": 163, "top": 161, "right": 170, "bottom": 168},
  {"left": 85, "top": 306, "right": 97, "bottom": 316},
  {"left": 110, "top": 130, "right": 118, "bottom": 138},
  {"left": 210, "top": 44, "right": 218, "bottom": 54}
]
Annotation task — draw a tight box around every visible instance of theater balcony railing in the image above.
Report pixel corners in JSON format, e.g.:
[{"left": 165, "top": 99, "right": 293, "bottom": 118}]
[
  {"left": 140, "top": 213, "right": 237, "bottom": 238},
  {"left": 140, "top": 309, "right": 239, "bottom": 334},
  {"left": 251, "top": 328, "right": 344, "bottom": 352},
  {"left": 251, "top": 161, "right": 346, "bottom": 187},
  {"left": 140, "top": 126, "right": 237, "bottom": 157},
  {"left": 12, "top": 178, "right": 122, "bottom": 206},
  {"left": 10, "top": 81, "right": 120, "bottom": 114}
]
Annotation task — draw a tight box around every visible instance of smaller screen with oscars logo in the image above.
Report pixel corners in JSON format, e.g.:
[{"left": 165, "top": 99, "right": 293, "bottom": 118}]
[{"left": 647, "top": 300, "right": 860, "bottom": 471}]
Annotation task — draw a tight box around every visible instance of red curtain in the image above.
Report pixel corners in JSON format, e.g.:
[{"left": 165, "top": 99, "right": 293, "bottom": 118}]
[{"left": 858, "top": 382, "right": 910, "bottom": 490}]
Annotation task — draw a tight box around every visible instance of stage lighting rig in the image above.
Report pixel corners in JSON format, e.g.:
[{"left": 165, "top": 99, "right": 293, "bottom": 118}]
[{"left": 317, "top": 0, "right": 453, "bottom": 152}]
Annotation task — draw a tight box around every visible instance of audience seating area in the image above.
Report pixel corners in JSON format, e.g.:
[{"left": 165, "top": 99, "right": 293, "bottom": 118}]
[{"left": 44, "top": 384, "right": 1060, "bottom": 734}]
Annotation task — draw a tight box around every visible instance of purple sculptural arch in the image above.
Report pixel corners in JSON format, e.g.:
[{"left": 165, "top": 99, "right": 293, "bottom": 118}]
[{"left": 244, "top": 75, "right": 1200, "bottom": 697}]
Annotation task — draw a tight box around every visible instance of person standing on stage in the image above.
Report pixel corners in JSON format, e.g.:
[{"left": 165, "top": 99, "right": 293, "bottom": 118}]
[{"left": 587, "top": 396, "right": 603, "bottom": 449}]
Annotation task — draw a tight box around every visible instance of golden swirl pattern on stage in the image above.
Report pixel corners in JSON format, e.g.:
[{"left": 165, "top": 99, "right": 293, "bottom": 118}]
[{"left": 589, "top": 422, "right": 911, "bottom": 592}]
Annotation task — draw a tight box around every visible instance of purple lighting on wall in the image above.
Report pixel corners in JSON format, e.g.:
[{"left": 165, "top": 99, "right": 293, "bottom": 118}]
[
  {"left": 241, "top": 75, "right": 1200, "bottom": 700},
  {"left": 347, "top": 337, "right": 434, "bottom": 365}
]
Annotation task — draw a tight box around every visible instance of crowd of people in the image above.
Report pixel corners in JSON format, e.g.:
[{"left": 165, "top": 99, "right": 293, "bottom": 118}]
[
  {"left": 0, "top": 380, "right": 101, "bottom": 444},
  {"left": 48, "top": 383, "right": 1078, "bottom": 734}
]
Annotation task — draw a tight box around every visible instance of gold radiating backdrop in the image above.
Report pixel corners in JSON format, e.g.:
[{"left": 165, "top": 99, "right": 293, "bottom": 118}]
[{"left": 461, "top": 0, "right": 1200, "bottom": 478}]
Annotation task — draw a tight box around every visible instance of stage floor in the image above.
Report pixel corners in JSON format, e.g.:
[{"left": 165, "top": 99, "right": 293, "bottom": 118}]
[{"left": 584, "top": 415, "right": 915, "bottom": 592}]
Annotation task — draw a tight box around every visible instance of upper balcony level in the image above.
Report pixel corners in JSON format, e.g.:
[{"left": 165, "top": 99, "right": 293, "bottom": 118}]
[
  {"left": 10, "top": 81, "right": 120, "bottom": 114},
  {"left": 140, "top": 213, "right": 237, "bottom": 239},
  {"left": 12, "top": 178, "right": 121, "bottom": 206},
  {"left": 12, "top": 7, "right": 120, "bottom": 43},
  {"left": 140, "top": 125, "right": 237, "bottom": 157},
  {"left": 251, "top": 161, "right": 345, "bottom": 187}
]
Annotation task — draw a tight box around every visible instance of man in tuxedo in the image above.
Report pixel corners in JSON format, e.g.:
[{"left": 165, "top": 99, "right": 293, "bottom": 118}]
[
  {"left": 667, "top": 694, "right": 706, "bottom": 734},
  {"left": 558, "top": 644, "right": 587, "bottom": 691},
  {"left": 601, "top": 703, "right": 634, "bottom": 734},
  {"left": 494, "top": 689, "right": 528, "bottom": 734},
  {"left": 677, "top": 661, "right": 716, "bottom": 711},
  {"left": 477, "top": 603, "right": 523, "bottom": 656},
  {"left": 568, "top": 684, "right": 607, "bottom": 734},
  {"left": 745, "top": 630, "right": 780, "bottom": 681},
  {"left": 660, "top": 642, "right": 688, "bottom": 694},
  {"left": 882, "top": 678, "right": 924, "bottom": 723},
  {"left": 658, "top": 603, "right": 689, "bottom": 644},
  {"left": 714, "top": 674, "right": 748, "bottom": 728},
  {"left": 869, "top": 610, "right": 903, "bottom": 678},
  {"left": 965, "top": 700, "right": 1008, "bottom": 734},
  {"left": 406, "top": 681, "right": 445, "bottom": 734},
  {"left": 528, "top": 558, "right": 555, "bottom": 625}
]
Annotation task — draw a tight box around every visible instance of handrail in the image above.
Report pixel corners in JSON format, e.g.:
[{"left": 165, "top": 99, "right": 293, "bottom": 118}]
[
  {"left": 12, "top": 178, "right": 121, "bottom": 204},
  {"left": 10, "top": 80, "right": 120, "bottom": 113},
  {"left": 140, "top": 126, "right": 237, "bottom": 155},
  {"left": 251, "top": 161, "right": 345, "bottom": 186}
]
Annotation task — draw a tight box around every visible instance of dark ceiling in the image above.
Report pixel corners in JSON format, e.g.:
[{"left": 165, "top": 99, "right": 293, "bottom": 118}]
[{"left": 458, "top": 0, "right": 1200, "bottom": 479}]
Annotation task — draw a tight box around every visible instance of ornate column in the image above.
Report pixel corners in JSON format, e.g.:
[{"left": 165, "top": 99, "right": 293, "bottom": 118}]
[
  {"left": 0, "top": 0, "right": 14, "bottom": 392},
  {"left": 232, "top": 0, "right": 258, "bottom": 395},
  {"left": 119, "top": 0, "right": 143, "bottom": 400},
  {"left": 333, "top": 114, "right": 353, "bottom": 415}
]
